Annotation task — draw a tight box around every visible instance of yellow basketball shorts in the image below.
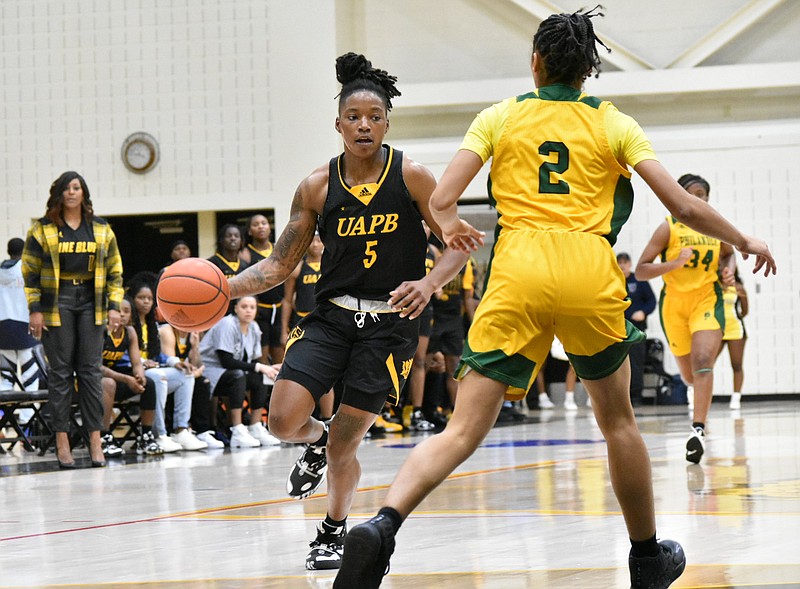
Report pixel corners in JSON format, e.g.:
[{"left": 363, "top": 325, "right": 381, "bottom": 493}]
[
  {"left": 722, "top": 304, "right": 745, "bottom": 341},
  {"left": 456, "top": 230, "right": 644, "bottom": 400},
  {"left": 658, "top": 284, "right": 725, "bottom": 357}
]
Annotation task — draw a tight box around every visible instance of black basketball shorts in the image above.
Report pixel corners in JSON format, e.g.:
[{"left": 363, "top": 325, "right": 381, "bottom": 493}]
[
  {"left": 429, "top": 313, "right": 466, "bottom": 357},
  {"left": 277, "top": 300, "right": 420, "bottom": 414},
  {"left": 256, "top": 304, "right": 284, "bottom": 349}
]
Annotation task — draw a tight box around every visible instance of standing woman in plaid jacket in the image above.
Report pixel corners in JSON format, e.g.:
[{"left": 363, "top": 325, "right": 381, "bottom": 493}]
[{"left": 22, "top": 171, "right": 124, "bottom": 468}]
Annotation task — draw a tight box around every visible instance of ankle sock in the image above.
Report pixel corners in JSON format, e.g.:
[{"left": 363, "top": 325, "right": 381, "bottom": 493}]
[
  {"left": 313, "top": 426, "right": 328, "bottom": 448},
  {"left": 141, "top": 425, "right": 152, "bottom": 434},
  {"left": 322, "top": 514, "right": 347, "bottom": 534},
  {"left": 692, "top": 422, "right": 705, "bottom": 432},
  {"left": 377, "top": 506, "right": 403, "bottom": 534},
  {"left": 630, "top": 533, "right": 659, "bottom": 558}
]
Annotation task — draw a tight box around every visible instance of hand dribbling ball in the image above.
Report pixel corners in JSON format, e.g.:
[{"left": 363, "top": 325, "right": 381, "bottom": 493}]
[{"left": 156, "top": 257, "right": 230, "bottom": 331}]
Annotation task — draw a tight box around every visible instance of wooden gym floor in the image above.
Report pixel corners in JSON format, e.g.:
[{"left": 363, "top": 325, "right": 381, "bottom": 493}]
[{"left": 1, "top": 401, "right": 799, "bottom": 588}]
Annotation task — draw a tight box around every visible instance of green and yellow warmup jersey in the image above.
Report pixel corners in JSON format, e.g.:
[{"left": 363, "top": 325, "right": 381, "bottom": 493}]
[
  {"left": 661, "top": 216, "right": 721, "bottom": 293},
  {"left": 460, "top": 84, "right": 656, "bottom": 245}
]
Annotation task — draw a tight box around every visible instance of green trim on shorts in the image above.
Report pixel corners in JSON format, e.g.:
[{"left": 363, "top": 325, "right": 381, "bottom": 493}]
[
  {"left": 713, "top": 282, "right": 726, "bottom": 333},
  {"left": 658, "top": 287, "right": 670, "bottom": 347},
  {"left": 456, "top": 338, "right": 536, "bottom": 390},
  {"left": 566, "top": 321, "right": 646, "bottom": 381}
]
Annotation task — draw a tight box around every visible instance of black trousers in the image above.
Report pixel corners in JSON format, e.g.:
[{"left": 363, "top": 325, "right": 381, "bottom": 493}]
[{"left": 41, "top": 284, "right": 105, "bottom": 432}]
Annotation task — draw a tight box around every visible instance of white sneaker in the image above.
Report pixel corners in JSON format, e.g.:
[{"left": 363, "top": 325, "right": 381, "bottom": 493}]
[
  {"left": 729, "top": 392, "right": 742, "bottom": 410},
  {"left": 171, "top": 429, "right": 208, "bottom": 451},
  {"left": 197, "top": 430, "right": 225, "bottom": 449},
  {"left": 538, "top": 393, "right": 555, "bottom": 409},
  {"left": 230, "top": 423, "right": 260, "bottom": 448},
  {"left": 156, "top": 434, "right": 182, "bottom": 453},
  {"left": 248, "top": 423, "right": 282, "bottom": 446},
  {"left": 563, "top": 392, "right": 578, "bottom": 411}
]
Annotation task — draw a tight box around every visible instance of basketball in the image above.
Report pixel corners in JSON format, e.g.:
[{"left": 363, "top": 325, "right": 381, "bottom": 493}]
[{"left": 156, "top": 257, "right": 230, "bottom": 332}]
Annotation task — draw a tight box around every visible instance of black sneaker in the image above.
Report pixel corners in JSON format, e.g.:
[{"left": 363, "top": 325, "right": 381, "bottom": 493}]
[
  {"left": 135, "top": 431, "right": 164, "bottom": 456},
  {"left": 409, "top": 410, "right": 435, "bottom": 432},
  {"left": 629, "top": 539, "right": 686, "bottom": 589},
  {"left": 306, "top": 521, "right": 346, "bottom": 570},
  {"left": 287, "top": 442, "right": 328, "bottom": 499},
  {"left": 333, "top": 514, "right": 396, "bottom": 589},
  {"left": 101, "top": 433, "right": 124, "bottom": 456},
  {"left": 685, "top": 427, "right": 705, "bottom": 464}
]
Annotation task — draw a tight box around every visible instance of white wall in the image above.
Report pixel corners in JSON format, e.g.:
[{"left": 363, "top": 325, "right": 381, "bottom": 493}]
[
  {"left": 396, "top": 119, "right": 800, "bottom": 395},
  {"left": 0, "top": 0, "right": 338, "bottom": 256}
]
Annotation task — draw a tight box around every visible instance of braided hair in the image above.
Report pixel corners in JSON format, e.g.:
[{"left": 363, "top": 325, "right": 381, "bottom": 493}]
[
  {"left": 532, "top": 5, "right": 610, "bottom": 85},
  {"left": 677, "top": 173, "right": 711, "bottom": 196},
  {"left": 336, "top": 52, "right": 401, "bottom": 112}
]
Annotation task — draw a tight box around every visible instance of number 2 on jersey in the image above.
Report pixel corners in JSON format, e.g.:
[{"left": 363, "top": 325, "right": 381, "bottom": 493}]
[
  {"left": 363, "top": 240, "right": 378, "bottom": 268},
  {"left": 538, "top": 141, "right": 570, "bottom": 194}
]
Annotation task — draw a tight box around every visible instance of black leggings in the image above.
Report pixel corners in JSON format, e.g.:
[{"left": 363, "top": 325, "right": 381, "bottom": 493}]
[
  {"left": 190, "top": 370, "right": 269, "bottom": 433},
  {"left": 213, "top": 369, "right": 268, "bottom": 410}
]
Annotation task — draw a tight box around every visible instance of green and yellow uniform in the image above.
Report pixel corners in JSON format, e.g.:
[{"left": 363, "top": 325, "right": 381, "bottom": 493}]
[
  {"left": 455, "top": 84, "right": 655, "bottom": 398},
  {"left": 658, "top": 217, "right": 725, "bottom": 356},
  {"left": 721, "top": 285, "right": 745, "bottom": 341}
]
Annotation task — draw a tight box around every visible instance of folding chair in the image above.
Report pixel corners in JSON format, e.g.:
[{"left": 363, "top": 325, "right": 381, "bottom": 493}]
[
  {"left": 642, "top": 338, "right": 676, "bottom": 405},
  {"left": 110, "top": 395, "right": 142, "bottom": 445},
  {"left": 0, "top": 352, "right": 51, "bottom": 453}
]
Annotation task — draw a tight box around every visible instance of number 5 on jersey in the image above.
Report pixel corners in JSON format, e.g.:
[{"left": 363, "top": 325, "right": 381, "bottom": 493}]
[{"left": 363, "top": 240, "right": 378, "bottom": 268}]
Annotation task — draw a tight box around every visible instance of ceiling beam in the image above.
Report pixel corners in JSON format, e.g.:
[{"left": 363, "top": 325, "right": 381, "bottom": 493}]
[
  {"left": 667, "top": 0, "right": 787, "bottom": 68},
  {"left": 396, "top": 61, "right": 800, "bottom": 111},
  {"left": 502, "top": 0, "right": 656, "bottom": 71}
]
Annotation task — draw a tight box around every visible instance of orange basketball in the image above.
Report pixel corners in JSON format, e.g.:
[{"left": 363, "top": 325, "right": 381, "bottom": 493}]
[{"left": 156, "top": 257, "right": 230, "bottom": 332}]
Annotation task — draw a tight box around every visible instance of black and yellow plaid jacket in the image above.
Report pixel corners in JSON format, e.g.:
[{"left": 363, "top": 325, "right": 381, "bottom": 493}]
[{"left": 22, "top": 216, "right": 124, "bottom": 327}]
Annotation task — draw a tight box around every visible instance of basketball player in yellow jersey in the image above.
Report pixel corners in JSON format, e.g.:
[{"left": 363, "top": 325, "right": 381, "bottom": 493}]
[
  {"left": 335, "top": 9, "right": 776, "bottom": 589},
  {"left": 636, "top": 173, "right": 735, "bottom": 465},
  {"left": 718, "top": 268, "right": 748, "bottom": 410}
]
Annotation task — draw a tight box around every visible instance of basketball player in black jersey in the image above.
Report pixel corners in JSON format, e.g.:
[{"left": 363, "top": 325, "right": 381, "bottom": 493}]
[
  {"left": 240, "top": 214, "right": 286, "bottom": 363},
  {"left": 227, "top": 53, "right": 470, "bottom": 570},
  {"left": 207, "top": 223, "right": 247, "bottom": 278}
]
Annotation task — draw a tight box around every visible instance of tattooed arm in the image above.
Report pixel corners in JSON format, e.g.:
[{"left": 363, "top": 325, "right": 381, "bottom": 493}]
[{"left": 229, "top": 166, "right": 327, "bottom": 298}]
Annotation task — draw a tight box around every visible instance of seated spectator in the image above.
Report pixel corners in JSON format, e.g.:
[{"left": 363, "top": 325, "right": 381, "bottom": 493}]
[
  {"left": 158, "top": 323, "right": 208, "bottom": 450},
  {"left": 199, "top": 296, "right": 280, "bottom": 447},
  {"left": 1, "top": 237, "right": 43, "bottom": 392},
  {"left": 100, "top": 297, "right": 162, "bottom": 456},
  {"left": 128, "top": 281, "right": 197, "bottom": 453}
]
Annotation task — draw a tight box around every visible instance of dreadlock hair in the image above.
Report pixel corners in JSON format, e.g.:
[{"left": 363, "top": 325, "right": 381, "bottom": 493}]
[
  {"left": 336, "top": 52, "right": 401, "bottom": 112},
  {"left": 677, "top": 173, "right": 711, "bottom": 196},
  {"left": 532, "top": 5, "right": 610, "bottom": 85}
]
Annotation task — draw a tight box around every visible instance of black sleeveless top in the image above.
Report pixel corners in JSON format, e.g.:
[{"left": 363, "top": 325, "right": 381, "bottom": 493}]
[
  {"left": 102, "top": 327, "right": 130, "bottom": 369},
  {"left": 295, "top": 259, "right": 321, "bottom": 314},
  {"left": 175, "top": 331, "right": 192, "bottom": 361},
  {"left": 208, "top": 253, "right": 247, "bottom": 277},
  {"left": 246, "top": 243, "right": 284, "bottom": 306},
  {"left": 315, "top": 146, "right": 427, "bottom": 302}
]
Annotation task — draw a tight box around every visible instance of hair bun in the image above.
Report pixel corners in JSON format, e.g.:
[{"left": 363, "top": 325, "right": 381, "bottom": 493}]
[{"left": 336, "top": 52, "right": 373, "bottom": 85}]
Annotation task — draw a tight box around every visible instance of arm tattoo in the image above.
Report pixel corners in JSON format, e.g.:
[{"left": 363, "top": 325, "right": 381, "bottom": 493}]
[{"left": 229, "top": 185, "right": 316, "bottom": 299}]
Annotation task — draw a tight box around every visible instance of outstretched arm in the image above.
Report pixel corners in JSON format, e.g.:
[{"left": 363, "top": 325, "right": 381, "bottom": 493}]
[
  {"left": 392, "top": 156, "right": 473, "bottom": 319},
  {"left": 228, "top": 172, "right": 325, "bottom": 298},
  {"left": 635, "top": 159, "right": 776, "bottom": 276},
  {"left": 429, "top": 150, "right": 486, "bottom": 253}
]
